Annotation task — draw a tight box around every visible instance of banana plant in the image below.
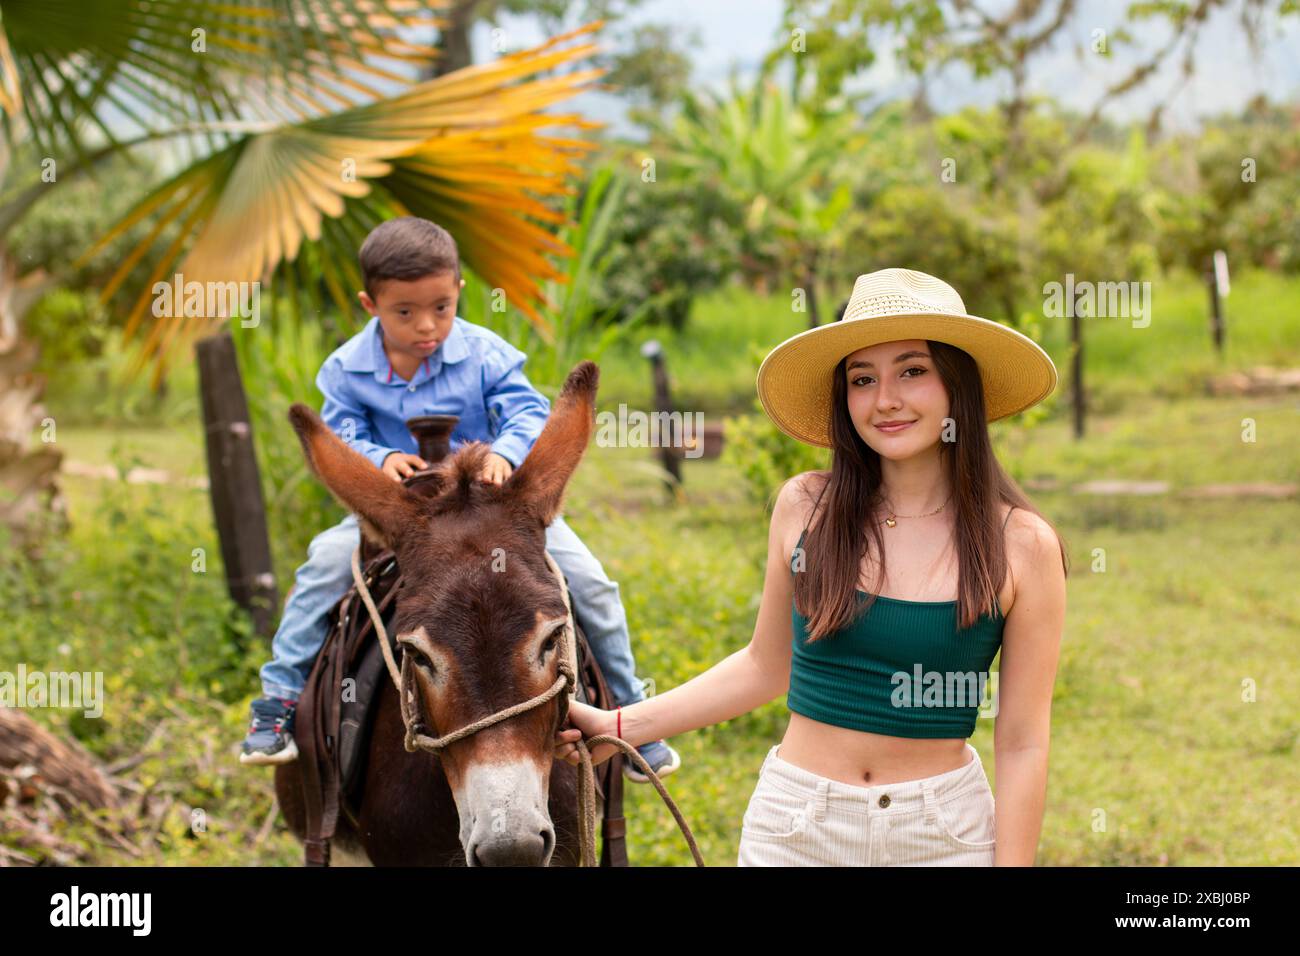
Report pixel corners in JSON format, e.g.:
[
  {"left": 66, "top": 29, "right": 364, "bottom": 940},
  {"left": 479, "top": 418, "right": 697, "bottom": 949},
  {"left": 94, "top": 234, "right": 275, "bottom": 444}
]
[{"left": 656, "top": 73, "right": 863, "bottom": 325}]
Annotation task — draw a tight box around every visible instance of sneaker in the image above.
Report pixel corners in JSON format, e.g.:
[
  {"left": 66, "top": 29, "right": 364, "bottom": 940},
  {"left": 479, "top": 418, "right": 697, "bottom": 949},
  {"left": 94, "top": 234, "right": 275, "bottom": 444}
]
[
  {"left": 623, "top": 740, "right": 681, "bottom": 783},
  {"left": 239, "top": 696, "right": 299, "bottom": 765}
]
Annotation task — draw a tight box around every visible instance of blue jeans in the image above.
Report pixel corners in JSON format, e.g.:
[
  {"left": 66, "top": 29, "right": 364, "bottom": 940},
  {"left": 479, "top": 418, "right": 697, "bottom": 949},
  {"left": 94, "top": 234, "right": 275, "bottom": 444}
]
[{"left": 259, "top": 513, "right": 647, "bottom": 709}]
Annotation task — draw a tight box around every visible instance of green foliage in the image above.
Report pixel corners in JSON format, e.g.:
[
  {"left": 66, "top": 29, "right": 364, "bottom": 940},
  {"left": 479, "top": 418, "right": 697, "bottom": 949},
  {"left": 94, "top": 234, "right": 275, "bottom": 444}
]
[
  {"left": 229, "top": 312, "right": 343, "bottom": 575},
  {"left": 23, "top": 288, "right": 112, "bottom": 366},
  {"left": 721, "top": 345, "right": 829, "bottom": 509},
  {"left": 1, "top": 473, "right": 260, "bottom": 713},
  {"left": 0, "top": 474, "right": 296, "bottom": 866},
  {"left": 1151, "top": 100, "right": 1300, "bottom": 274},
  {"left": 5, "top": 149, "right": 168, "bottom": 314},
  {"left": 461, "top": 160, "right": 660, "bottom": 389},
  {"left": 847, "top": 181, "right": 1025, "bottom": 320},
  {"left": 581, "top": 154, "right": 738, "bottom": 332},
  {"left": 37, "top": 333, "right": 200, "bottom": 429},
  {"left": 11, "top": 266, "right": 1300, "bottom": 864},
  {"left": 649, "top": 73, "right": 865, "bottom": 310},
  {"left": 837, "top": 103, "right": 1170, "bottom": 324}
]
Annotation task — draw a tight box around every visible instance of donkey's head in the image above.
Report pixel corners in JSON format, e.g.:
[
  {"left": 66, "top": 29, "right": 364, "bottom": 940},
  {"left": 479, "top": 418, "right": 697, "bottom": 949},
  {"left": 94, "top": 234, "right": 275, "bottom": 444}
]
[{"left": 288, "top": 361, "right": 599, "bottom": 866}]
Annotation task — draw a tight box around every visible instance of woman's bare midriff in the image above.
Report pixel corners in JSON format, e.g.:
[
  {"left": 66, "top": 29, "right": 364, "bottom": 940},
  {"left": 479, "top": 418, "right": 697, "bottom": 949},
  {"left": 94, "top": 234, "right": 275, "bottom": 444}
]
[{"left": 777, "top": 712, "right": 972, "bottom": 786}]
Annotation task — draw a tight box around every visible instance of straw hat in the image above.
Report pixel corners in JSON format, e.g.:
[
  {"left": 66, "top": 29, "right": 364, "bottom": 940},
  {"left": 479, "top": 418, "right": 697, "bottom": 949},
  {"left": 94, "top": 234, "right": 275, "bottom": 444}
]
[{"left": 756, "top": 268, "right": 1057, "bottom": 448}]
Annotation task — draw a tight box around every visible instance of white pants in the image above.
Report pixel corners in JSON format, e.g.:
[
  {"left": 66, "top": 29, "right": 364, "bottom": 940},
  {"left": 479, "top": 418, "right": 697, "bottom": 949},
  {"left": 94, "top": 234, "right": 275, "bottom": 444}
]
[{"left": 737, "top": 742, "right": 996, "bottom": 866}]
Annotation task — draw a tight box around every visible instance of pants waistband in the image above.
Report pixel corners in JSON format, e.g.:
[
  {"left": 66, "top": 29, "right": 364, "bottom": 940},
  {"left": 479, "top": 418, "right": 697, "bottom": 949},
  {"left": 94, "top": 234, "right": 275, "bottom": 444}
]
[{"left": 758, "top": 742, "right": 987, "bottom": 820}]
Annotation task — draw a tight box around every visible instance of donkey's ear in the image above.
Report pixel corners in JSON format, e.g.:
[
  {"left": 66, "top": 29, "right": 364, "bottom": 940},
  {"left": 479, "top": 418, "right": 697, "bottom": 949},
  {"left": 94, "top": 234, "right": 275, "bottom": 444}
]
[
  {"left": 505, "top": 361, "right": 598, "bottom": 525},
  {"left": 288, "top": 404, "right": 425, "bottom": 551}
]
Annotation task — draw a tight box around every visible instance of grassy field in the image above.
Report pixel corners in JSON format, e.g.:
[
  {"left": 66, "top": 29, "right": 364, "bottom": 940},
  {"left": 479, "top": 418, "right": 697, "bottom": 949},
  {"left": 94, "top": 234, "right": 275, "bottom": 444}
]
[{"left": 6, "top": 265, "right": 1298, "bottom": 866}]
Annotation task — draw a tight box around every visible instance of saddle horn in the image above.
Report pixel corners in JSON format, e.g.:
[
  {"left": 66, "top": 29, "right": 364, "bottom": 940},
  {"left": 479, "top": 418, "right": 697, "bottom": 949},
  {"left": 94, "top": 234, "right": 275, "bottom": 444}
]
[{"left": 406, "top": 415, "right": 459, "bottom": 466}]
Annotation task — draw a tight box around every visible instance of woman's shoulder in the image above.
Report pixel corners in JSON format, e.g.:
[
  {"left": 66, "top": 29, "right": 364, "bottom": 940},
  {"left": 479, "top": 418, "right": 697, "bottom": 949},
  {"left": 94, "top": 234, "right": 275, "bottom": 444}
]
[
  {"left": 1001, "top": 505, "right": 1064, "bottom": 595},
  {"left": 1002, "top": 505, "right": 1057, "bottom": 552},
  {"left": 772, "top": 471, "right": 829, "bottom": 540},
  {"left": 776, "top": 470, "right": 828, "bottom": 514}
]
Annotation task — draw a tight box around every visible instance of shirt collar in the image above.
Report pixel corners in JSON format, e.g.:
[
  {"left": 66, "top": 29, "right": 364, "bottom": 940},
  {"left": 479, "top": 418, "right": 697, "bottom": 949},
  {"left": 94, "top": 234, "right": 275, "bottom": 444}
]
[{"left": 341, "top": 315, "right": 470, "bottom": 383}]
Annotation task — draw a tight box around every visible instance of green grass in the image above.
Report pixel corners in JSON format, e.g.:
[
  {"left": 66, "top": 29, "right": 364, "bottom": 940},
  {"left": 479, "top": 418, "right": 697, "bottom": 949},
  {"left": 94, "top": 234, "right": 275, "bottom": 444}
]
[
  {"left": 9, "top": 265, "right": 1299, "bottom": 866},
  {"left": 9, "top": 382, "right": 1297, "bottom": 866},
  {"left": 559, "top": 433, "right": 1300, "bottom": 866},
  {"left": 994, "top": 392, "right": 1300, "bottom": 487},
  {"left": 52, "top": 426, "right": 207, "bottom": 480},
  {"left": 1042, "top": 267, "right": 1300, "bottom": 410},
  {"left": 1026, "top": 494, "right": 1299, "bottom": 865},
  {"left": 41, "top": 265, "right": 1297, "bottom": 429},
  {"left": 589, "top": 264, "right": 1300, "bottom": 420}
]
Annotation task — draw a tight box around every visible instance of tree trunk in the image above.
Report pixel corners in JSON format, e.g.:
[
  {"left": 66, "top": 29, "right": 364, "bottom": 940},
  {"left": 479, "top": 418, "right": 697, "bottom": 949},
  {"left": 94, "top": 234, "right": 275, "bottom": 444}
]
[
  {"left": 0, "top": 247, "right": 64, "bottom": 549},
  {"left": 423, "top": 0, "right": 482, "bottom": 80},
  {"left": 0, "top": 708, "right": 119, "bottom": 813},
  {"left": 0, "top": 708, "right": 122, "bottom": 865}
]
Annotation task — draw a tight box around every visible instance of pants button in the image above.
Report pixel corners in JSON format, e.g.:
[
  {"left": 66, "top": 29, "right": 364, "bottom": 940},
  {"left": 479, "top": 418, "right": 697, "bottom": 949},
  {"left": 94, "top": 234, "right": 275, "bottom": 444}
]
[{"left": 878, "top": 794, "right": 891, "bottom": 808}]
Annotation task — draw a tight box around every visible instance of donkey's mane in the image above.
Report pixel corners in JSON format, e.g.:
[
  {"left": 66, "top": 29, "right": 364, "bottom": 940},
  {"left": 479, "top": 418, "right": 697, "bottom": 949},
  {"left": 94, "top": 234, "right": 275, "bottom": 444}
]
[{"left": 426, "top": 441, "right": 497, "bottom": 509}]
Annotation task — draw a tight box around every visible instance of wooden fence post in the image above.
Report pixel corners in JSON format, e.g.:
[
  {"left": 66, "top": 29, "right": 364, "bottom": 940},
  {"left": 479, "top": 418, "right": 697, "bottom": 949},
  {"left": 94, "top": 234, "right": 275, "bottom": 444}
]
[
  {"left": 197, "top": 332, "right": 278, "bottom": 639},
  {"left": 640, "top": 339, "right": 682, "bottom": 496},
  {"left": 1206, "top": 250, "right": 1229, "bottom": 354},
  {"left": 804, "top": 264, "right": 821, "bottom": 330},
  {"left": 1071, "top": 287, "right": 1085, "bottom": 439}
]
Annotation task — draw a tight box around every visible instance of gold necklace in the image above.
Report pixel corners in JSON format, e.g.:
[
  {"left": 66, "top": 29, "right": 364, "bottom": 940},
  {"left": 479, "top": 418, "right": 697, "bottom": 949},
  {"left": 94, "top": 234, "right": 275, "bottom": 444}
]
[{"left": 881, "top": 494, "right": 951, "bottom": 528}]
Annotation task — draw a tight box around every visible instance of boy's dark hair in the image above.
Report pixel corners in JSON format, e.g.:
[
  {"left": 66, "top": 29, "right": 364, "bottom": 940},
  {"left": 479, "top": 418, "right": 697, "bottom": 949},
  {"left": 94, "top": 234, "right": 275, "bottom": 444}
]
[{"left": 359, "top": 216, "right": 460, "bottom": 298}]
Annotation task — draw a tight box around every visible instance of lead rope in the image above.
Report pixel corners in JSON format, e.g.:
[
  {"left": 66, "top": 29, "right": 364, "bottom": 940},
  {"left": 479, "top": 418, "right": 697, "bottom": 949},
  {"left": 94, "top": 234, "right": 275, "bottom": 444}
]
[{"left": 350, "top": 546, "right": 705, "bottom": 867}]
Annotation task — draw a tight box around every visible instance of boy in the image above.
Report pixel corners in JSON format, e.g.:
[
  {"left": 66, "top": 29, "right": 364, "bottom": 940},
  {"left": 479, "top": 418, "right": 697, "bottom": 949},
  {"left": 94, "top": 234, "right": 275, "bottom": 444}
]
[{"left": 239, "top": 216, "right": 680, "bottom": 782}]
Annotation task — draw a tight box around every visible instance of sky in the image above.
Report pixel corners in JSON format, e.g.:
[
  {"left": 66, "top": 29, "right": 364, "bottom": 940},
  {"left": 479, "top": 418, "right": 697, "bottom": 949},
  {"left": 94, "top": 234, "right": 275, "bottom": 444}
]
[
  {"left": 471, "top": 0, "right": 1300, "bottom": 136},
  {"left": 67, "top": 2, "right": 1300, "bottom": 175}
]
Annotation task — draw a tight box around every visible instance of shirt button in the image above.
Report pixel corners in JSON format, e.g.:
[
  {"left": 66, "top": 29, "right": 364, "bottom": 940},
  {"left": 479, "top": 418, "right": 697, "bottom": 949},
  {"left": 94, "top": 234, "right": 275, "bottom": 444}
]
[{"left": 878, "top": 794, "right": 891, "bottom": 808}]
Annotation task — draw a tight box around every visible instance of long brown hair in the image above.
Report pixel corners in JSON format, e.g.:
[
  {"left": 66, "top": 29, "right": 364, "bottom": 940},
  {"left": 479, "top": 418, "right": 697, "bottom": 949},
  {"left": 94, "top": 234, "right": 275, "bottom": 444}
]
[{"left": 792, "top": 339, "right": 1069, "bottom": 641}]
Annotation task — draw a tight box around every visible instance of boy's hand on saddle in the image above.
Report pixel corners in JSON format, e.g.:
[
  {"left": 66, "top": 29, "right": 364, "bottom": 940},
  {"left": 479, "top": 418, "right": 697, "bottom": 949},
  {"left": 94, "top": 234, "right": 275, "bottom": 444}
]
[
  {"left": 554, "top": 700, "right": 621, "bottom": 768},
  {"left": 478, "top": 451, "right": 514, "bottom": 486},
  {"left": 381, "top": 451, "right": 428, "bottom": 482}
]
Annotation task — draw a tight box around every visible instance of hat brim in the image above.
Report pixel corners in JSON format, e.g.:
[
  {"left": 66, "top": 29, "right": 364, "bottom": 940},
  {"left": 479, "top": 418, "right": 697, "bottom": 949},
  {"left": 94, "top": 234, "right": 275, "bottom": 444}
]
[{"left": 756, "top": 311, "right": 1057, "bottom": 448}]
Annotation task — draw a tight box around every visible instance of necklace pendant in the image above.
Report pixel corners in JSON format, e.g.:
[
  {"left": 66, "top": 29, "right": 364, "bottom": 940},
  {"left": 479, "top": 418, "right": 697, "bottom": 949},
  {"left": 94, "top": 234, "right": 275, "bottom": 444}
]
[{"left": 885, "top": 516, "right": 897, "bottom": 528}]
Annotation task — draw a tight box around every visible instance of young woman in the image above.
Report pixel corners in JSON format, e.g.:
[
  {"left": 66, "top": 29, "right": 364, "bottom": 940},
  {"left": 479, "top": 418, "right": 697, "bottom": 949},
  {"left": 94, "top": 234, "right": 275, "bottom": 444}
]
[{"left": 556, "top": 268, "right": 1069, "bottom": 866}]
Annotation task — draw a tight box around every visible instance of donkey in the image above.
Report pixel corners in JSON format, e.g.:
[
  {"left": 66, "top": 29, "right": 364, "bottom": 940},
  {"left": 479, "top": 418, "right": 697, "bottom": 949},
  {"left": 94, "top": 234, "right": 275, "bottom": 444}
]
[{"left": 274, "top": 361, "right": 603, "bottom": 866}]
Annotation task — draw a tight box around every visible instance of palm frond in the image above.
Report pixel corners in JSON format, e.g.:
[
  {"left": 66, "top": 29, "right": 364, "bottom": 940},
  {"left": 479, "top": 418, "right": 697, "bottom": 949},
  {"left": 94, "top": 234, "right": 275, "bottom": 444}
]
[
  {"left": 0, "top": 0, "right": 443, "bottom": 158},
  {"left": 83, "top": 20, "right": 607, "bottom": 386},
  {"left": 0, "top": 15, "right": 20, "bottom": 118}
]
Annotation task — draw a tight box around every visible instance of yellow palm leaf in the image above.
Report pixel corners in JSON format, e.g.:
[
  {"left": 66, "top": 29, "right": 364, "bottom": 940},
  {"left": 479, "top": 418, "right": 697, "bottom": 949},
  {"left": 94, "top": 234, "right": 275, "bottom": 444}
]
[
  {"left": 0, "top": 19, "right": 19, "bottom": 117},
  {"left": 0, "top": 0, "right": 444, "bottom": 165},
  {"left": 88, "top": 20, "right": 607, "bottom": 386}
]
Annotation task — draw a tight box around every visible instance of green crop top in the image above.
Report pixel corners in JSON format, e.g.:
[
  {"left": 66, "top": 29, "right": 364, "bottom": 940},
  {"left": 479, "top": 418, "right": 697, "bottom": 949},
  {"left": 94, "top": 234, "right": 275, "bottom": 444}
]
[{"left": 786, "top": 520, "right": 1008, "bottom": 739}]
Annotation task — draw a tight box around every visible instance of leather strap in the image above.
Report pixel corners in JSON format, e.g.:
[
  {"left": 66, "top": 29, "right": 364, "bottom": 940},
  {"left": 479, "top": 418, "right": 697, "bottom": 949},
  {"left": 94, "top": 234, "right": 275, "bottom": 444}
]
[{"left": 298, "top": 558, "right": 401, "bottom": 867}]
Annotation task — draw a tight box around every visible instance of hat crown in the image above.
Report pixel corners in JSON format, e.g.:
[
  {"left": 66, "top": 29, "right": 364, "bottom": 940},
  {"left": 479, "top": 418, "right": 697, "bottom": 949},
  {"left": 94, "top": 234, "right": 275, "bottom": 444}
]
[{"left": 844, "top": 268, "right": 967, "bottom": 322}]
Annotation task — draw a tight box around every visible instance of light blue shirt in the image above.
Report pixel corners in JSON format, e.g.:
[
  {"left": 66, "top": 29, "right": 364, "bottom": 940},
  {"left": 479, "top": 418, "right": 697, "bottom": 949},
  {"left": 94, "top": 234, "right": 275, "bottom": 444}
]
[{"left": 315, "top": 315, "right": 550, "bottom": 469}]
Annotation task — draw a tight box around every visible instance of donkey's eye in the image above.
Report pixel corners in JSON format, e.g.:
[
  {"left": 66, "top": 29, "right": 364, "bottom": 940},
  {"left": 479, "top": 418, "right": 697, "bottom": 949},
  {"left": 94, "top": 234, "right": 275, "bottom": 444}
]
[
  {"left": 539, "top": 624, "right": 565, "bottom": 661},
  {"left": 402, "top": 644, "right": 436, "bottom": 674}
]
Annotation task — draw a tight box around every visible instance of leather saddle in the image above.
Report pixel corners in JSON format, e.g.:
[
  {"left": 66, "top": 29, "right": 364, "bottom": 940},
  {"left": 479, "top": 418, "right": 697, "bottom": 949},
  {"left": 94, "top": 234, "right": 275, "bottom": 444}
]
[{"left": 293, "top": 415, "right": 629, "bottom": 867}]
